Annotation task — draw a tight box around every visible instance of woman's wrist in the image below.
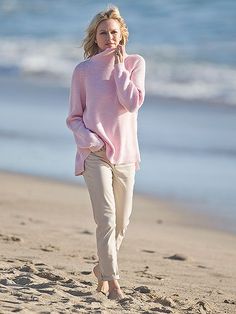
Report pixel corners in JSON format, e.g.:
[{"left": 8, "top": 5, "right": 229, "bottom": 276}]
[
  {"left": 114, "top": 44, "right": 125, "bottom": 64},
  {"left": 89, "top": 142, "right": 104, "bottom": 152}
]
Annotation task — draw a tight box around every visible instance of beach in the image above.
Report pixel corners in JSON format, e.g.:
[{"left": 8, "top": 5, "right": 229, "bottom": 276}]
[
  {"left": 0, "top": 171, "right": 235, "bottom": 313},
  {"left": 1, "top": 1, "right": 236, "bottom": 313}
]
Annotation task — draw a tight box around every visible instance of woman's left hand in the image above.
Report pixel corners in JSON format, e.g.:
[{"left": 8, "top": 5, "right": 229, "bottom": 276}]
[{"left": 114, "top": 44, "right": 124, "bottom": 64}]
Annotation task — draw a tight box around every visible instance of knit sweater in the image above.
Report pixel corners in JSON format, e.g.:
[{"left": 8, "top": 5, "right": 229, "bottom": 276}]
[{"left": 66, "top": 47, "right": 146, "bottom": 176}]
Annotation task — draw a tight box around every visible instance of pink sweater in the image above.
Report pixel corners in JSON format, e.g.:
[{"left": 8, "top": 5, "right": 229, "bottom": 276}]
[{"left": 66, "top": 47, "right": 146, "bottom": 176}]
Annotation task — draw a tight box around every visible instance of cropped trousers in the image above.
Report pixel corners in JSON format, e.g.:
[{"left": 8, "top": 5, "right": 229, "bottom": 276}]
[{"left": 83, "top": 147, "right": 135, "bottom": 281}]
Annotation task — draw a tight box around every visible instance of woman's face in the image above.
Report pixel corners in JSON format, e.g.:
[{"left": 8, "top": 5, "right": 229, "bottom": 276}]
[{"left": 96, "top": 19, "right": 122, "bottom": 52}]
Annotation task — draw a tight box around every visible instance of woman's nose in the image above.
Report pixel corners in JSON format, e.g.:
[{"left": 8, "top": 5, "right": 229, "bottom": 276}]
[{"left": 107, "top": 32, "right": 113, "bottom": 40}]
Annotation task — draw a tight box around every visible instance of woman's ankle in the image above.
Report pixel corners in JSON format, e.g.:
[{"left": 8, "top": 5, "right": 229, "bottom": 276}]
[
  {"left": 108, "top": 286, "right": 125, "bottom": 300},
  {"left": 108, "top": 279, "right": 120, "bottom": 291}
]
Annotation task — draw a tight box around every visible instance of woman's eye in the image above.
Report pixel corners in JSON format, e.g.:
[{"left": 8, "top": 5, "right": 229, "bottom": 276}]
[{"left": 99, "top": 30, "right": 118, "bottom": 35}]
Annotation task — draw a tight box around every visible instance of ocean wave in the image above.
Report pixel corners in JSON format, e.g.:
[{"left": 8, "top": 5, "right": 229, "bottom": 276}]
[
  {"left": 0, "top": 38, "right": 79, "bottom": 82},
  {"left": 146, "top": 59, "right": 236, "bottom": 105},
  {"left": 1, "top": 38, "right": 236, "bottom": 105}
]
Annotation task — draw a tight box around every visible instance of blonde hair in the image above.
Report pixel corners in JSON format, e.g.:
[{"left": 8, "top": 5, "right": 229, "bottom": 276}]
[{"left": 82, "top": 5, "right": 129, "bottom": 59}]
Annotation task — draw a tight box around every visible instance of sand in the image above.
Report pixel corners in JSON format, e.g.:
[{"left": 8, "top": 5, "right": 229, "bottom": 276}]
[{"left": 0, "top": 171, "right": 235, "bottom": 313}]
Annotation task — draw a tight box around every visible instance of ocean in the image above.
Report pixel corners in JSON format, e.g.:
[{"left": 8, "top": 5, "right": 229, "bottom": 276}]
[{"left": 0, "top": 0, "right": 236, "bottom": 232}]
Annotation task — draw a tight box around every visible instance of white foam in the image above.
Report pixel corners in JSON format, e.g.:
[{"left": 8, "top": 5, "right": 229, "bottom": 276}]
[
  {"left": 1, "top": 38, "right": 236, "bottom": 105},
  {"left": 144, "top": 47, "right": 236, "bottom": 105},
  {"left": 0, "top": 38, "right": 82, "bottom": 82}
]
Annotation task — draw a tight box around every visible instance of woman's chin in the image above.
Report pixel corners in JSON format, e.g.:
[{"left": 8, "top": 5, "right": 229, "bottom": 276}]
[
  {"left": 99, "top": 46, "right": 116, "bottom": 53},
  {"left": 105, "top": 44, "right": 116, "bottom": 49}
]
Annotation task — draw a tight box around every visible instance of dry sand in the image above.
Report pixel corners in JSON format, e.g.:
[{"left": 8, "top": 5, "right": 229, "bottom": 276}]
[{"left": 0, "top": 171, "right": 235, "bottom": 313}]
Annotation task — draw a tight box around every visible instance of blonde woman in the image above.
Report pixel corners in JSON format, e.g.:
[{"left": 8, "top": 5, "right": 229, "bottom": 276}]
[{"left": 66, "top": 5, "right": 145, "bottom": 300}]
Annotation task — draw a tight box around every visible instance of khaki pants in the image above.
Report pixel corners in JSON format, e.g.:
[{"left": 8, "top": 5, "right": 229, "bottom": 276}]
[{"left": 83, "top": 148, "right": 135, "bottom": 281}]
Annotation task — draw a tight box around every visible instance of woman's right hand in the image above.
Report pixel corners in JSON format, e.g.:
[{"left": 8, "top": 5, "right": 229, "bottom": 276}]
[
  {"left": 89, "top": 142, "right": 105, "bottom": 153},
  {"left": 95, "top": 145, "right": 105, "bottom": 152},
  {"left": 114, "top": 44, "right": 125, "bottom": 64}
]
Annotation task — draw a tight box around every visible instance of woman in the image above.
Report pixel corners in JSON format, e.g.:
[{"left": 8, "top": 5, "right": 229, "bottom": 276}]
[{"left": 66, "top": 5, "right": 145, "bottom": 300}]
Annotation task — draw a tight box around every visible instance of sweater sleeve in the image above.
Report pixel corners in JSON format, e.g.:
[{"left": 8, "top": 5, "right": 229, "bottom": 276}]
[
  {"left": 66, "top": 64, "right": 104, "bottom": 151},
  {"left": 113, "top": 56, "right": 146, "bottom": 113}
]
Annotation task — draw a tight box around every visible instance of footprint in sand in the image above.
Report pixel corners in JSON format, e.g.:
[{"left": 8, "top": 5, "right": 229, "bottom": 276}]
[
  {"left": 28, "top": 217, "right": 45, "bottom": 224},
  {"left": 80, "top": 271, "right": 92, "bottom": 275},
  {"left": 141, "top": 294, "right": 176, "bottom": 313},
  {"left": 118, "top": 296, "right": 134, "bottom": 308},
  {"left": 83, "top": 255, "right": 97, "bottom": 261},
  {"left": 34, "top": 262, "right": 47, "bottom": 267},
  {"left": 0, "top": 233, "right": 22, "bottom": 242},
  {"left": 164, "top": 253, "right": 188, "bottom": 261},
  {"left": 73, "top": 304, "right": 88, "bottom": 310},
  {"left": 134, "top": 267, "right": 164, "bottom": 280},
  {"left": 197, "top": 264, "right": 209, "bottom": 269},
  {"left": 40, "top": 244, "right": 60, "bottom": 252},
  {"left": 11, "top": 291, "right": 39, "bottom": 302},
  {"left": 29, "top": 282, "right": 56, "bottom": 290},
  {"left": 13, "top": 275, "right": 33, "bottom": 286},
  {"left": 60, "top": 279, "right": 78, "bottom": 289},
  {"left": 17, "top": 264, "right": 37, "bottom": 273},
  {"left": 66, "top": 289, "right": 93, "bottom": 297},
  {"left": 0, "top": 286, "right": 8, "bottom": 293},
  {"left": 0, "top": 278, "right": 17, "bottom": 286},
  {"left": 80, "top": 280, "right": 93, "bottom": 287},
  {"left": 4, "top": 259, "right": 15, "bottom": 263},
  {"left": 81, "top": 229, "right": 93, "bottom": 235},
  {"left": 134, "top": 285, "right": 151, "bottom": 293},
  {"left": 37, "top": 288, "right": 55, "bottom": 295},
  {"left": 155, "top": 296, "right": 176, "bottom": 308},
  {"left": 185, "top": 300, "right": 214, "bottom": 314},
  {"left": 84, "top": 296, "right": 103, "bottom": 304},
  {"left": 141, "top": 249, "right": 156, "bottom": 253},
  {"left": 60, "top": 296, "right": 70, "bottom": 303},
  {"left": 224, "top": 299, "right": 235, "bottom": 305},
  {"left": 150, "top": 306, "right": 173, "bottom": 313},
  {"left": 83, "top": 255, "right": 97, "bottom": 265},
  {"left": 35, "top": 270, "right": 64, "bottom": 281},
  {"left": 16, "top": 258, "right": 33, "bottom": 263}
]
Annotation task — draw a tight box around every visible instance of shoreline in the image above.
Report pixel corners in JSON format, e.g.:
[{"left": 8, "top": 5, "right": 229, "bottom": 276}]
[{"left": 1, "top": 168, "right": 235, "bottom": 236}]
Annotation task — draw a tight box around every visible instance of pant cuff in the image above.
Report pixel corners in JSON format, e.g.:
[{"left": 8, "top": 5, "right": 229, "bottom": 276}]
[{"left": 101, "top": 274, "right": 120, "bottom": 281}]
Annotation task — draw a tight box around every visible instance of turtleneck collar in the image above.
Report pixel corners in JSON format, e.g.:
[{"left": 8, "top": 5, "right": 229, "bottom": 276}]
[{"left": 90, "top": 47, "right": 128, "bottom": 61}]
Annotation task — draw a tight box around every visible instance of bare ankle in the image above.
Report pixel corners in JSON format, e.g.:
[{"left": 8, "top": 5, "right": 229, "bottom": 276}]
[
  {"left": 108, "top": 285, "right": 125, "bottom": 300},
  {"left": 108, "top": 279, "right": 120, "bottom": 291}
]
